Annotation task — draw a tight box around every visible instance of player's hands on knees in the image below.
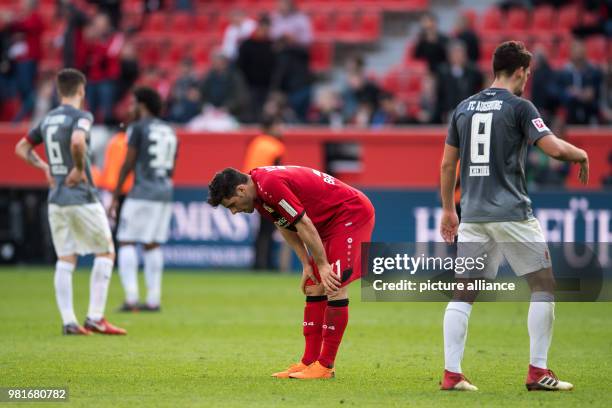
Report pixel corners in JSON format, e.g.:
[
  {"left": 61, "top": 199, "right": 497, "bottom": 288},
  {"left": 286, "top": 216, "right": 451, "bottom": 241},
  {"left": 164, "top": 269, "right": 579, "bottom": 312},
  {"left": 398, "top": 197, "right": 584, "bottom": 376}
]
[
  {"left": 300, "top": 262, "right": 319, "bottom": 294},
  {"left": 65, "top": 168, "right": 86, "bottom": 187},
  {"left": 319, "top": 263, "right": 341, "bottom": 295},
  {"left": 440, "top": 209, "right": 459, "bottom": 244}
]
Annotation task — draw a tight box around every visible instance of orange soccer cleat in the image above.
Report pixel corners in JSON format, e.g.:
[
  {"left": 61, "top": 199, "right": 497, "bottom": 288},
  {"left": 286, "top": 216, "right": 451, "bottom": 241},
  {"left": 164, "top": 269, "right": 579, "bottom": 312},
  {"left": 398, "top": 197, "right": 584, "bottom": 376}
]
[
  {"left": 289, "top": 361, "right": 335, "bottom": 379},
  {"left": 271, "top": 362, "right": 308, "bottom": 378},
  {"left": 84, "top": 317, "right": 127, "bottom": 335}
]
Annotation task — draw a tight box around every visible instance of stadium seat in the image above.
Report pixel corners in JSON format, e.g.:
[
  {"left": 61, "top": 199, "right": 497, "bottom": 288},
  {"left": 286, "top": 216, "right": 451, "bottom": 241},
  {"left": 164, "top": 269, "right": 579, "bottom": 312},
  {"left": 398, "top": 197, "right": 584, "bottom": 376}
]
[
  {"left": 311, "top": 12, "right": 333, "bottom": 41},
  {"left": 585, "top": 36, "right": 607, "bottom": 64},
  {"left": 556, "top": 5, "right": 581, "bottom": 34},
  {"left": 358, "top": 13, "right": 381, "bottom": 42},
  {"left": 194, "top": 14, "right": 211, "bottom": 32},
  {"left": 310, "top": 42, "right": 333, "bottom": 73},
  {"left": 144, "top": 12, "right": 166, "bottom": 33},
  {"left": 169, "top": 13, "right": 194, "bottom": 32},
  {"left": 530, "top": 5, "right": 554, "bottom": 35},
  {"left": 479, "top": 7, "right": 504, "bottom": 33},
  {"left": 335, "top": 13, "right": 356, "bottom": 42},
  {"left": 506, "top": 8, "right": 529, "bottom": 34}
]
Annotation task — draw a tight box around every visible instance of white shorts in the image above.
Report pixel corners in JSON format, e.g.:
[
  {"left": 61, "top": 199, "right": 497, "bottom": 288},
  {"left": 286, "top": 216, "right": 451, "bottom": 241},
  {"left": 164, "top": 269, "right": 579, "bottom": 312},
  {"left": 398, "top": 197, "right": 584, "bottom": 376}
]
[
  {"left": 48, "top": 203, "right": 114, "bottom": 257},
  {"left": 457, "top": 218, "right": 552, "bottom": 279},
  {"left": 117, "top": 198, "right": 172, "bottom": 244}
]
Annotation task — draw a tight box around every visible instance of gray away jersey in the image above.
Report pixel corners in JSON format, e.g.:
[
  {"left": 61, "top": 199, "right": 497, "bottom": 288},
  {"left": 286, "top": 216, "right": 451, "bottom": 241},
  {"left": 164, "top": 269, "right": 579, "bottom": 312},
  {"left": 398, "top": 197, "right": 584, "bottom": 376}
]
[
  {"left": 127, "top": 118, "right": 178, "bottom": 202},
  {"left": 446, "top": 88, "right": 553, "bottom": 222},
  {"left": 27, "top": 105, "right": 98, "bottom": 206}
]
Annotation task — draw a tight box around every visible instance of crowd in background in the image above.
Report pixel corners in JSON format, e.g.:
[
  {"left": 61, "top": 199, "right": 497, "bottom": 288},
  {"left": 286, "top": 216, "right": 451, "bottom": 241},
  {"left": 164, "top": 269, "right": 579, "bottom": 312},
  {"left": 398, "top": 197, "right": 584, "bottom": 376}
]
[{"left": 0, "top": 0, "right": 609, "bottom": 130}]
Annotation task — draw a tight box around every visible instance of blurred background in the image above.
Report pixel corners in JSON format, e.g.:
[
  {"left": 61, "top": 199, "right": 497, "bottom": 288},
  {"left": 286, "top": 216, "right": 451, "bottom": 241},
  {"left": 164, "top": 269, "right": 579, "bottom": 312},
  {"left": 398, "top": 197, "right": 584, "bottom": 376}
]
[{"left": 0, "top": 0, "right": 610, "bottom": 270}]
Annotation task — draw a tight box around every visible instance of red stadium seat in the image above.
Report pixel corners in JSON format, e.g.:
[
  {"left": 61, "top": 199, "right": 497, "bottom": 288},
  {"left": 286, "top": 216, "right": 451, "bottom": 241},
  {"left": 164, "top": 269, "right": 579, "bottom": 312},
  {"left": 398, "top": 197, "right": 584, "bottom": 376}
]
[
  {"left": 194, "top": 14, "right": 211, "bottom": 32},
  {"left": 506, "top": 8, "right": 529, "bottom": 33},
  {"left": 310, "top": 42, "right": 333, "bottom": 72},
  {"left": 585, "top": 36, "right": 607, "bottom": 63},
  {"left": 144, "top": 12, "right": 166, "bottom": 33},
  {"left": 479, "top": 7, "right": 504, "bottom": 33},
  {"left": 311, "top": 12, "right": 333, "bottom": 41},
  {"left": 556, "top": 5, "right": 580, "bottom": 34},
  {"left": 358, "top": 13, "right": 381, "bottom": 42},
  {"left": 335, "top": 13, "right": 355, "bottom": 42},
  {"left": 461, "top": 9, "right": 477, "bottom": 29},
  {"left": 530, "top": 5, "right": 554, "bottom": 34},
  {"left": 169, "top": 13, "right": 193, "bottom": 32}
]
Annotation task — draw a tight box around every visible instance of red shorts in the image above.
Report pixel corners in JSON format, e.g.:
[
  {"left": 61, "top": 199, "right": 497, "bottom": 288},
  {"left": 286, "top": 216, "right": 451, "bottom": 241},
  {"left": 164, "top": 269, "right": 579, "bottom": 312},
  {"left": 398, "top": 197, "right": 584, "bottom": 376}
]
[{"left": 306, "top": 215, "right": 375, "bottom": 288}]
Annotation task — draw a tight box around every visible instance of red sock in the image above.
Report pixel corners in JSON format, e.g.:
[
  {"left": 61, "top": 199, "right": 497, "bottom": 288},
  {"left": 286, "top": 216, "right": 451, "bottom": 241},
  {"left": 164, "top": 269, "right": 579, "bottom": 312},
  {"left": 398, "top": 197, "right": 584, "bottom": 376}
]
[
  {"left": 318, "top": 299, "right": 349, "bottom": 368},
  {"left": 301, "top": 296, "right": 327, "bottom": 365}
]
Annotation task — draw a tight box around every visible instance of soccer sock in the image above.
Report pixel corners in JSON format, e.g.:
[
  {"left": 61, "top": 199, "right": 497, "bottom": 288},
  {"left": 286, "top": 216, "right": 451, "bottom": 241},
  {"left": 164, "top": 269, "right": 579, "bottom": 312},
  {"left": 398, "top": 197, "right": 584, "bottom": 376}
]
[
  {"left": 443, "top": 301, "right": 472, "bottom": 373},
  {"left": 87, "top": 257, "right": 114, "bottom": 321},
  {"left": 528, "top": 291, "right": 555, "bottom": 369},
  {"left": 301, "top": 295, "right": 327, "bottom": 365},
  {"left": 143, "top": 247, "right": 164, "bottom": 307},
  {"left": 118, "top": 245, "right": 139, "bottom": 304},
  {"left": 54, "top": 260, "right": 78, "bottom": 325},
  {"left": 318, "top": 299, "right": 349, "bottom": 368}
]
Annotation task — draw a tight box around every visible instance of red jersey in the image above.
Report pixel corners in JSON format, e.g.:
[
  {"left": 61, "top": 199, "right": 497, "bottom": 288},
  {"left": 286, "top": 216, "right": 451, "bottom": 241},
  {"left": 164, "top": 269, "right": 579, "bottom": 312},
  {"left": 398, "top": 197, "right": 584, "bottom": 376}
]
[{"left": 250, "top": 166, "right": 374, "bottom": 240}]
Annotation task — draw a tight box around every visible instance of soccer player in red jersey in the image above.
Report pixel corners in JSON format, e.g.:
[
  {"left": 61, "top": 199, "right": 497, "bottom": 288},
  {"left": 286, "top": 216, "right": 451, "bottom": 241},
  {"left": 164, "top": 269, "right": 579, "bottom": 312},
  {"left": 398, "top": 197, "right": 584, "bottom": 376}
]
[{"left": 207, "top": 166, "right": 375, "bottom": 379}]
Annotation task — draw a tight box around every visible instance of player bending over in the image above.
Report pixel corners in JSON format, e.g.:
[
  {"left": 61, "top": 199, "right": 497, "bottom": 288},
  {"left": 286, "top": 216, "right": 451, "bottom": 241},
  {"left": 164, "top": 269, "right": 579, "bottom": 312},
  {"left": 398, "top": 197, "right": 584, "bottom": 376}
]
[
  {"left": 111, "top": 87, "right": 178, "bottom": 312},
  {"left": 15, "top": 68, "right": 126, "bottom": 335},
  {"left": 208, "top": 166, "right": 375, "bottom": 379},
  {"left": 439, "top": 41, "right": 588, "bottom": 391}
]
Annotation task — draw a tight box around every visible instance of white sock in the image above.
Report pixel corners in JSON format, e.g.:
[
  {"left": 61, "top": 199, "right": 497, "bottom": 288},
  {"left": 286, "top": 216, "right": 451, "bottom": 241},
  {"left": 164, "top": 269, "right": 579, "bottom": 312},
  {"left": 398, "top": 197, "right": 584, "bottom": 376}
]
[
  {"left": 54, "top": 260, "right": 78, "bottom": 325},
  {"left": 443, "top": 301, "right": 472, "bottom": 373},
  {"left": 144, "top": 247, "right": 164, "bottom": 307},
  {"left": 528, "top": 292, "right": 555, "bottom": 369},
  {"left": 118, "top": 245, "right": 139, "bottom": 304},
  {"left": 87, "top": 257, "right": 114, "bottom": 321}
]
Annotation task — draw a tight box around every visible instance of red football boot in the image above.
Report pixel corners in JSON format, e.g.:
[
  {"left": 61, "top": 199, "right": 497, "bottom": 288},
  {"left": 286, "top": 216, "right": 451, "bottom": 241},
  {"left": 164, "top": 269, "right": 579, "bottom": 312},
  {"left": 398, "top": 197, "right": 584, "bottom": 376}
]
[
  {"left": 84, "top": 317, "right": 127, "bottom": 335},
  {"left": 526, "top": 365, "right": 573, "bottom": 391},
  {"left": 440, "top": 370, "right": 478, "bottom": 391}
]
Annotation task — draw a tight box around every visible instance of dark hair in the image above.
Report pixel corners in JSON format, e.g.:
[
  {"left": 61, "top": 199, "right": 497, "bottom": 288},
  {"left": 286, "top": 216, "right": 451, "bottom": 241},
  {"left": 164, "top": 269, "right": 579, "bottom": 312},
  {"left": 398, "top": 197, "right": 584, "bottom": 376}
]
[
  {"left": 56, "top": 68, "right": 86, "bottom": 97},
  {"left": 133, "top": 86, "right": 163, "bottom": 117},
  {"left": 207, "top": 168, "right": 248, "bottom": 207},
  {"left": 493, "top": 41, "right": 532, "bottom": 78}
]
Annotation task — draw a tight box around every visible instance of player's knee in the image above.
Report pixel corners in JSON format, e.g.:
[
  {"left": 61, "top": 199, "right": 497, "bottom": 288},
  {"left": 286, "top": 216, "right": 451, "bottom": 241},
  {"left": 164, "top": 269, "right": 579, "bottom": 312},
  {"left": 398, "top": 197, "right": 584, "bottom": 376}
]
[
  {"left": 58, "top": 255, "right": 77, "bottom": 265},
  {"left": 327, "top": 286, "right": 349, "bottom": 301},
  {"left": 144, "top": 243, "right": 160, "bottom": 251},
  {"left": 304, "top": 284, "right": 325, "bottom": 297},
  {"left": 526, "top": 267, "right": 555, "bottom": 293},
  {"left": 97, "top": 252, "right": 115, "bottom": 262}
]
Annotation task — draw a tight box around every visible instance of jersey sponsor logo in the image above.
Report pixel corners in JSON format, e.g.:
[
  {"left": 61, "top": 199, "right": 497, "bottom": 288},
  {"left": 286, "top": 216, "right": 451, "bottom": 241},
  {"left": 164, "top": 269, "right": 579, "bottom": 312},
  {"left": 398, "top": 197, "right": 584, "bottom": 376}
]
[
  {"left": 469, "top": 165, "right": 490, "bottom": 177},
  {"left": 531, "top": 118, "right": 550, "bottom": 132},
  {"left": 77, "top": 118, "right": 92, "bottom": 132},
  {"left": 278, "top": 199, "right": 298, "bottom": 217},
  {"left": 274, "top": 217, "right": 290, "bottom": 227}
]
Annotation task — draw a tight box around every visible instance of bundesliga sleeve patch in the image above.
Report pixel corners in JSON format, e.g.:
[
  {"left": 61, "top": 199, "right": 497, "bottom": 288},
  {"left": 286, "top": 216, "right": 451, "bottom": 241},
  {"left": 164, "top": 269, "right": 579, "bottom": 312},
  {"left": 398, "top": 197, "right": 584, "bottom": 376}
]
[
  {"left": 77, "top": 118, "right": 92, "bottom": 131},
  {"left": 278, "top": 199, "right": 298, "bottom": 217},
  {"left": 531, "top": 118, "right": 550, "bottom": 133}
]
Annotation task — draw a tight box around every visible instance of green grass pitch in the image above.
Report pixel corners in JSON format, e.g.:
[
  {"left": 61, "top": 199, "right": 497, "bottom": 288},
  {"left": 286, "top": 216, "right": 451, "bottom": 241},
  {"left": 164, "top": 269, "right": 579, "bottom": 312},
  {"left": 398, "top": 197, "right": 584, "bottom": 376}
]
[{"left": 1, "top": 267, "right": 611, "bottom": 407}]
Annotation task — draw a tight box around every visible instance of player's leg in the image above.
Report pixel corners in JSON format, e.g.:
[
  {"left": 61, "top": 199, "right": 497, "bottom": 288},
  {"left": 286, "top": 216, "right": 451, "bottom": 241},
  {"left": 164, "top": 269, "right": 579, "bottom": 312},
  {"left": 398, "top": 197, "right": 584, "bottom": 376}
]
[
  {"left": 142, "top": 243, "right": 163, "bottom": 311},
  {"left": 441, "top": 222, "right": 499, "bottom": 391},
  {"left": 116, "top": 198, "right": 147, "bottom": 311},
  {"left": 271, "top": 276, "right": 326, "bottom": 379},
  {"left": 71, "top": 203, "right": 126, "bottom": 335},
  {"left": 291, "top": 217, "right": 374, "bottom": 379},
  {"left": 140, "top": 201, "right": 172, "bottom": 311},
  {"left": 495, "top": 218, "right": 572, "bottom": 391},
  {"left": 48, "top": 204, "right": 89, "bottom": 335}
]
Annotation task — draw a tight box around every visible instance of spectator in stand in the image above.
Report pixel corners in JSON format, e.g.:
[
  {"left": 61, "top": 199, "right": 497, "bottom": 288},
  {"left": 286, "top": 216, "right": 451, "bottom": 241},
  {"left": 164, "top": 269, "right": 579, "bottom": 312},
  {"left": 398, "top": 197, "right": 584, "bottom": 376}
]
[
  {"left": 237, "top": 15, "right": 276, "bottom": 123},
  {"left": 270, "top": 0, "right": 313, "bottom": 48},
  {"left": 413, "top": 12, "right": 448, "bottom": 72},
  {"left": 558, "top": 39, "right": 603, "bottom": 124},
  {"left": 270, "top": 0, "right": 313, "bottom": 122},
  {"left": 341, "top": 56, "right": 381, "bottom": 123},
  {"left": 115, "top": 37, "right": 139, "bottom": 103},
  {"left": 435, "top": 40, "right": 483, "bottom": 123},
  {"left": 221, "top": 10, "right": 256, "bottom": 61},
  {"left": 167, "top": 58, "right": 201, "bottom": 124},
  {"left": 414, "top": 72, "right": 437, "bottom": 124},
  {"left": 530, "top": 46, "right": 560, "bottom": 124},
  {"left": 311, "top": 86, "right": 342, "bottom": 126},
  {"left": 88, "top": 0, "right": 121, "bottom": 29},
  {"left": 200, "top": 51, "right": 250, "bottom": 122},
  {"left": 0, "top": 23, "right": 14, "bottom": 112},
  {"left": 262, "top": 91, "right": 298, "bottom": 124},
  {"left": 454, "top": 13, "right": 479, "bottom": 63},
  {"left": 371, "top": 92, "right": 407, "bottom": 127},
  {"left": 58, "top": 0, "right": 89, "bottom": 70},
  {"left": 4, "top": 0, "right": 44, "bottom": 122},
  {"left": 84, "top": 12, "right": 124, "bottom": 124}
]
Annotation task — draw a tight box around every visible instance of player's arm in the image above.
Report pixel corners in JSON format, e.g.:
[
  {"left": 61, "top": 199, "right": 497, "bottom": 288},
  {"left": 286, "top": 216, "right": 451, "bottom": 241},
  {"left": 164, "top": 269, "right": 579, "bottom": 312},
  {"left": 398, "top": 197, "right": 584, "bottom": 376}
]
[
  {"left": 65, "top": 129, "right": 88, "bottom": 187},
  {"left": 536, "top": 135, "right": 589, "bottom": 184},
  {"left": 14, "top": 137, "right": 54, "bottom": 187},
  {"left": 277, "top": 226, "right": 320, "bottom": 293},
  {"left": 295, "top": 214, "right": 340, "bottom": 294},
  {"left": 440, "top": 144, "right": 460, "bottom": 243}
]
